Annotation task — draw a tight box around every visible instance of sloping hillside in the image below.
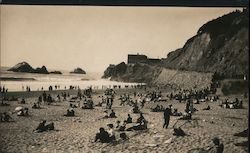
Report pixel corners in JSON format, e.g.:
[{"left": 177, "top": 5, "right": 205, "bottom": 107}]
[{"left": 162, "top": 9, "right": 249, "bottom": 78}]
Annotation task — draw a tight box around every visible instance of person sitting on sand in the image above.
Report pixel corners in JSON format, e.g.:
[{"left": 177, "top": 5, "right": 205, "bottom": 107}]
[
  {"left": 35, "top": 120, "right": 55, "bottom": 132},
  {"left": 119, "top": 120, "right": 127, "bottom": 131},
  {"left": 47, "top": 94, "right": 53, "bottom": 104},
  {"left": 206, "top": 137, "right": 224, "bottom": 153},
  {"left": 38, "top": 95, "right": 42, "bottom": 103},
  {"left": 136, "top": 113, "right": 145, "bottom": 125},
  {"left": 115, "top": 120, "right": 121, "bottom": 129},
  {"left": 203, "top": 105, "right": 211, "bottom": 110},
  {"left": 120, "top": 132, "right": 129, "bottom": 140},
  {"left": 57, "top": 94, "right": 61, "bottom": 102},
  {"left": 45, "top": 122, "right": 55, "bottom": 131},
  {"left": 82, "top": 99, "right": 94, "bottom": 109},
  {"left": 94, "top": 127, "right": 111, "bottom": 143},
  {"left": 107, "top": 124, "right": 116, "bottom": 141},
  {"left": 35, "top": 120, "right": 47, "bottom": 132},
  {"left": 109, "top": 109, "right": 117, "bottom": 118},
  {"left": 20, "top": 98, "right": 25, "bottom": 104},
  {"left": 126, "top": 114, "right": 133, "bottom": 123},
  {"left": 32, "top": 102, "right": 41, "bottom": 109},
  {"left": 64, "top": 108, "right": 75, "bottom": 117}
]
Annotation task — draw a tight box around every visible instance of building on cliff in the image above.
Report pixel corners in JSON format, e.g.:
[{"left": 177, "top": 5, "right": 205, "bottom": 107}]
[{"left": 127, "top": 54, "right": 160, "bottom": 65}]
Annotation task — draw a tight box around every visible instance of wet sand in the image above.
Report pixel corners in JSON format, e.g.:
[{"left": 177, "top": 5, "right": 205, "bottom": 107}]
[{"left": 0, "top": 88, "right": 248, "bottom": 153}]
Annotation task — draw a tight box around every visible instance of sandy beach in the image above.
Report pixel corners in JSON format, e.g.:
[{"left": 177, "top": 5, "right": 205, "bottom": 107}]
[{"left": 0, "top": 88, "right": 248, "bottom": 153}]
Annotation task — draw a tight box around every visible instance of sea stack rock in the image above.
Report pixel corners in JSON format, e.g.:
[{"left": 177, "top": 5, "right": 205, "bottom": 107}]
[
  {"left": 34, "top": 66, "right": 49, "bottom": 74},
  {"left": 8, "top": 62, "right": 34, "bottom": 73},
  {"left": 70, "top": 68, "right": 86, "bottom": 74}
]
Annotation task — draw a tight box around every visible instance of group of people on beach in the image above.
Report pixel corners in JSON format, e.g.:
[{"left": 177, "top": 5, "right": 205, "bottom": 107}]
[
  {"left": 2, "top": 81, "right": 248, "bottom": 153},
  {"left": 0, "top": 86, "right": 8, "bottom": 93}
]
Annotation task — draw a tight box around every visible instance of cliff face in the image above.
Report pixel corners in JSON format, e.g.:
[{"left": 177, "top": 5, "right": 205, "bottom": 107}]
[
  {"left": 102, "top": 10, "right": 249, "bottom": 87},
  {"left": 102, "top": 62, "right": 161, "bottom": 83},
  {"left": 162, "top": 10, "right": 249, "bottom": 78}
]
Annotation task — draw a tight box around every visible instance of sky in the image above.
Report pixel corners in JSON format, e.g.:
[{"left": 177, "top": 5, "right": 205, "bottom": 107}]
[{"left": 0, "top": 6, "right": 241, "bottom": 73}]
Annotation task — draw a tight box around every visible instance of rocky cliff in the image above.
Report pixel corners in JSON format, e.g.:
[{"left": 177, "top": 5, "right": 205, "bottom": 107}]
[
  {"left": 102, "top": 10, "right": 249, "bottom": 88},
  {"left": 162, "top": 9, "right": 249, "bottom": 78}
]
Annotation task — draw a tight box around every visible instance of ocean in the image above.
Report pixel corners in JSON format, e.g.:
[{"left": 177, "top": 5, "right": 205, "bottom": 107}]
[{"left": 0, "top": 67, "right": 144, "bottom": 92}]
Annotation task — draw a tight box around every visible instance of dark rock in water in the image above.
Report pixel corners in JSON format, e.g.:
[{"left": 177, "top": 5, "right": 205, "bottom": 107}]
[
  {"left": 49, "top": 71, "right": 62, "bottom": 74},
  {"left": 8, "top": 62, "right": 34, "bottom": 73},
  {"left": 33, "top": 66, "right": 49, "bottom": 74},
  {"left": 8, "top": 62, "right": 49, "bottom": 74},
  {"left": 70, "top": 68, "right": 86, "bottom": 74}
]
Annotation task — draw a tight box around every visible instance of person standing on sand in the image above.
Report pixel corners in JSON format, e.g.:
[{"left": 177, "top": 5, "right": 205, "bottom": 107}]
[{"left": 163, "top": 106, "right": 171, "bottom": 128}]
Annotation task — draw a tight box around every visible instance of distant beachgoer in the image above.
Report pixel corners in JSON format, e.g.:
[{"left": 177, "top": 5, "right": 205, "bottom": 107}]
[
  {"left": 126, "top": 114, "right": 133, "bottom": 123},
  {"left": 64, "top": 108, "right": 75, "bottom": 117},
  {"left": 109, "top": 110, "right": 116, "bottom": 118},
  {"left": 119, "top": 120, "right": 127, "bottom": 131},
  {"left": 32, "top": 102, "right": 40, "bottom": 109},
  {"left": 94, "top": 127, "right": 111, "bottom": 143},
  {"left": 163, "top": 107, "right": 171, "bottom": 128},
  {"left": 20, "top": 98, "right": 25, "bottom": 104},
  {"left": 136, "top": 113, "right": 145, "bottom": 125}
]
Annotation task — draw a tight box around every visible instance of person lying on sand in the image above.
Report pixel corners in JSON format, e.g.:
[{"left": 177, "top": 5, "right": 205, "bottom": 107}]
[
  {"left": 15, "top": 107, "right": 29, "bottom": 116},
  {"left": 206, "top": 137, "right": 224, "bottom": 153},
  {"left": 173, "top": 127, "right": 186, "bottom": 136},
  {"left": 178, "top": 112, "right": 192, "bottom": 120},
  {"left": 0, "top": 99, "right": 10, "bottom": 106},
  {"left": 0, "top": 112, "right": 14, "bottom": 122},
  {"left": 94, "top": 127, "right": 112, "bottom": 143},
  {"left": 126, "top": 119, "right": 148, "bottom": 131},
  {"left": 171, "top": 109, "right": 182, "bottom": 116}
]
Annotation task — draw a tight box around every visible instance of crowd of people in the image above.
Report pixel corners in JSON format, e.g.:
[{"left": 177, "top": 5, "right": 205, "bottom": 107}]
[{"left": 1, "top": 83, "right": 248, "bottom": 153}]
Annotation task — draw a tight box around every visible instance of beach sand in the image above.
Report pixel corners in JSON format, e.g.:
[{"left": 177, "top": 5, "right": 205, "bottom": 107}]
[{"left": 0, "top": 88, "right": 248, "bottom": 153}]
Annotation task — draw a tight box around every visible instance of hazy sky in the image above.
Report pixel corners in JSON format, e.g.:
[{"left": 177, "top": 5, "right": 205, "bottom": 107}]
[{"left": 1, "top": 6, "right": 240, "bottom": 72}]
